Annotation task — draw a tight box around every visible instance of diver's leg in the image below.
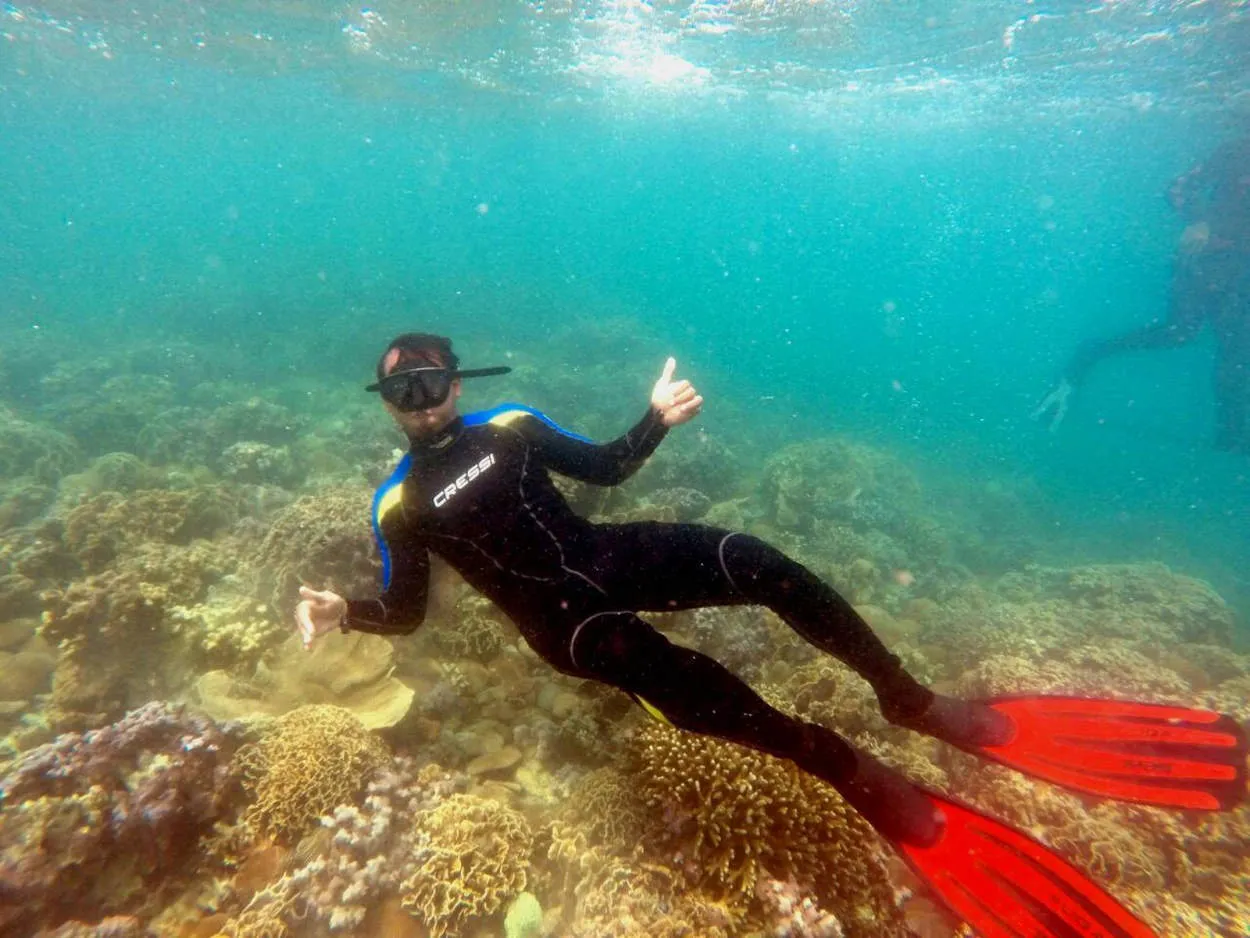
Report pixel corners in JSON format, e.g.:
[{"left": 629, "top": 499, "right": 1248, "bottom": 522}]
[
  {"left": 591, "top": 523, "right": 1007, "bottom": 746},
  {"left": 566, "top": 608, "right": 940, "bottom": 845}
]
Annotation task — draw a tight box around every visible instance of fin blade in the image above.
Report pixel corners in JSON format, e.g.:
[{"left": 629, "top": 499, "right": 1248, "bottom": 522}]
[
  {"left": 902, "top": 794, "right": 1157, "bottom": 938},
  {"left": 981, "top": 696, "right": 1248, "bottom": 810}
]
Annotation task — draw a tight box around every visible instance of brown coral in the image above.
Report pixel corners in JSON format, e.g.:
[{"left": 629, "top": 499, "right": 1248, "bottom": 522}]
[
  {"left": 235, "top": 704, "right": 388, "bottom": 844},
  {"left": 400, "top": 793, "right": 533, "bottom": 938},
  {"left": 631, "top": 722, "right": 906, "bottom": 937},
  {"left": 63, "top": 487, "right": 238, "bottom": 572},
  {"left": 251, "top": 487, "right": 378, "bottom": 615}
]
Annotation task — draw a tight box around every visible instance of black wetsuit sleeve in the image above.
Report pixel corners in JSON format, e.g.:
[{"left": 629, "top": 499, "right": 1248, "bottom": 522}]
[
  {"left": 519, "top": 406, "right": 669, "bottom": 485},
  {"left": 1064, "top": 302, "right": 1206, "bottom": 385},
  {"left": 343, "top": 515, "right": 430, "bottom": 636}
]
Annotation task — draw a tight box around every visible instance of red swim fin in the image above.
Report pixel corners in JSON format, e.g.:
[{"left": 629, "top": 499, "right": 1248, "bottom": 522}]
[
  {"left": 979, "top": 696, "right": 1248, "bottom": 811},
  {"left": 900, "top": 791, "right": 1157, "bottom": 938}
]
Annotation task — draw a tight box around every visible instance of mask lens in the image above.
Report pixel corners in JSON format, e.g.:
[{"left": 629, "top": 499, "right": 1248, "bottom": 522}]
[{"left": 379, "top": 369, "right": 451, "bottom": 411}]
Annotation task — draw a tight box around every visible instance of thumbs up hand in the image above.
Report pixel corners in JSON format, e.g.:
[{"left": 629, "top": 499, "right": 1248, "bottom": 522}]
[{"left": 650, "top": 357, "right": 704, "bottom": 427}]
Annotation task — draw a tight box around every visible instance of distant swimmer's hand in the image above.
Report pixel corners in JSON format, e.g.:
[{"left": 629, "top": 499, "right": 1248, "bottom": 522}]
[
  {"left": 651, "top": 356, "right": 704, "bottom": 427},
  {"left": 295, "top": 585, "right": 346, "bottom": 650},
  {"left": 1031, "top": 378, "right": 1074, "bottom": 431}
]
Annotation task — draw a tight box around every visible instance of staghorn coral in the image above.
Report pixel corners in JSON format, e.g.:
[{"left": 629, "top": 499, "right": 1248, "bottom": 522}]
[
  {"left": 235, "top": 704, "right": 389, "bottom": 845},
  {"left": 0, "top": 702, "right": 240, "bottom": 936},
  {"left": 953, "top": 645, "right": 1191, "bottom": 703},
  {"left": 630, "top": 722, "right": 906, "bottom": 937},
  {"left": 428, "top": 592, "right": 511, "bottom": 662},
  {"left": 400, "top": 793, "right": 534, "bottom": 938},
  {"left": 213, "top": 759, "right": 467, "bottom": 938},
  {"left": 219, "top": 441, "right": 303, "bottom": 488},
  {"left": 137, "top": 397, "right": 303, "bottom": 470},
  {"left": 40, "top": 539, "right": 235, "bottom": 731},
  {"left": 566, "top": 849, "right": 738, "bottom": 938}
]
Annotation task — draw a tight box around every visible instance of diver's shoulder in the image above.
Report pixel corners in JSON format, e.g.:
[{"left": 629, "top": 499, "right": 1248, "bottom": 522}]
[{"left": 463, "top": 403, "right": 550, "bottom": 431}]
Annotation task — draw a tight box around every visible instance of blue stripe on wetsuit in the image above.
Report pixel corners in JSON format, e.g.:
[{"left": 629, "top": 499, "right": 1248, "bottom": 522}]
[{"left": 370, "top": 451, "right": 411, "bottom": 589}]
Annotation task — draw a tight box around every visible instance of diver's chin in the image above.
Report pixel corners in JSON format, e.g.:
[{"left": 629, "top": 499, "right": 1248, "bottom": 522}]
[{"left": 401, "top": 412, "right": 444, "bottom": 440}]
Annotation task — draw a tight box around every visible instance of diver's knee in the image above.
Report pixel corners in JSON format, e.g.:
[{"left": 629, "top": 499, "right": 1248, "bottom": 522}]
[{"left": 568, "top": 611, "right": 669, "bottom": 680}]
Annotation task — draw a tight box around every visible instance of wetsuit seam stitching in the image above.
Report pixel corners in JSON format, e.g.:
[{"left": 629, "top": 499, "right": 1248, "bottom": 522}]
[
  {"left": 509, "top": 423, "right": 609, "bottom": 596},
  {"left": 568, "top": 610, "right": 628, "bottom": 671},
  {"left": 718, "top": 532, "right": 743, "bottom": 595}
]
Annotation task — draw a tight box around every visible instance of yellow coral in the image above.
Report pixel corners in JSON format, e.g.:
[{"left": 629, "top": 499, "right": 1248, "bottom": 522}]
[
  {"left": 401, "top": 793, "right": 533, "bottom": 938},
  {"left": 631, "top": 722, "right": 906, "bottom": 937},
  {"left": 235, "top": 704, "right": 388, "bottom": 844}
]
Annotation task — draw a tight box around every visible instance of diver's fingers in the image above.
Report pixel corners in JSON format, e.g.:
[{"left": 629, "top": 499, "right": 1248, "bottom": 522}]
[
  {"left": 295, "top": 600, "right": 315, "bottom": 648},
  {"left": 671, "top": 385, "right": 698, "bottom": 404},
  {"left": 660, "top": 357, "right": 677, "bottom": 384}
]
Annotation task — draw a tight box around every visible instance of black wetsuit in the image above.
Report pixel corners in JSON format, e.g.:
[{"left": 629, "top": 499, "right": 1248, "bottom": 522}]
[
  {"left": 344, "top": 402, "right": 934, "bottom": 796},
  {"left": 1067, "top": 137, "right": 1250, "bottom": 450}
]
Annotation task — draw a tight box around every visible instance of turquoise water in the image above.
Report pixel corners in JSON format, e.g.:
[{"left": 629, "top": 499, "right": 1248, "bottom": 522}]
[
  {"left": 5, "top": 4, "right": 1246, "bottom": 621},
  {"left": 4, "top": 4, "right": 1250, "bottom": 937}
]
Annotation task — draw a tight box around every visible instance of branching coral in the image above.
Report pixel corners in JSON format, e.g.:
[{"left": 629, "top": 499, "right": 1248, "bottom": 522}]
[
  {"left": 400, "top": 793, "right": 534, "bottom": 938},
  {"left": 235, "top": 704, "right": 389, "bottom": 845},
  {"left": 630, "top": 722, "right": 906, "bottom": 937}
]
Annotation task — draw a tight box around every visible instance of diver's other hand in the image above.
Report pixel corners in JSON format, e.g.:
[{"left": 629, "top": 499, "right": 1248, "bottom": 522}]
[
  {"left": 651, "top": 356, "right": 704, "bottom": 427},
  {"left": 295, "top": 585, "right": 346, "bottom": 649},
  {"left": 1031, "top": 378, "right": 1073, "bottom": 431}
]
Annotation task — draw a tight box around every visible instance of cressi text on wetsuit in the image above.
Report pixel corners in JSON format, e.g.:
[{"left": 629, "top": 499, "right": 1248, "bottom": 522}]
[{"left": 344, "top": 403, "right": 934, "bottom": 791}]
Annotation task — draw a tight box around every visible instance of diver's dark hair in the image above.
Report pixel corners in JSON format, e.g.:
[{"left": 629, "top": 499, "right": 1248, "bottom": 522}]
[{"left": 376, "top": 333, "right": 460, "bottom": 378}]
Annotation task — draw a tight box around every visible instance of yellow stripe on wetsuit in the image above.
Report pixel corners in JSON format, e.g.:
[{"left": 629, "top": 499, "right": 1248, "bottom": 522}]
[
  {"left": 634, "top": 695, "right": 673, "bottom": 726},
  {"left": 374, "top": 482, "right": 405, "bottom": 526}
]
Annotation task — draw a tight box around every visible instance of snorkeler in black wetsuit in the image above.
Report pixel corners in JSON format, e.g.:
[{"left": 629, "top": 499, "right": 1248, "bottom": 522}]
[
  {"left": 296, "top": 333, "right": 1246, "bottom": 938},
  {"left": 1035, "top": 134, "right": 1250, "bottom": 451}
]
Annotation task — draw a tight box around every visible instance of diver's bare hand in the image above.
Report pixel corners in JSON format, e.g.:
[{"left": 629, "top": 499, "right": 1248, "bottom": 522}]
[
  {"left": 1031, "top": 378, "right": 1073, "bottom": 431},
  {"left": 295, "top": 585, "right": 346, "bottom": 649},
  {"left": 651, "top": 357, "right": 704, "bottom": 427}
]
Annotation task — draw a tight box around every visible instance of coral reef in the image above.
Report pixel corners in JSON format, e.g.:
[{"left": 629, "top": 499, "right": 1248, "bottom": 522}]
[
  {"left": 426, "top": 591, "right": 512, "bottom": 662},
  {"left": 194, "top": 632, "right": 415, "bottom": 730},
  {"left": 630, "top": 722, "right": 907, "bottom": 937},
  {"left": 62, "top": 486, "right": 238, "bottom": 573},
  {"left": 0, "top": 702, "right": 241, "bottom": 936},
  {"left": 0, "top": 404, "right": 81, "bottom": 483},
  {"left": 400, "top": 793, "right": 534, "bottom": 938},
  {"left": 219, "top": 441, "right": 303, "bottom": 488},
  {"left": 136, "top": 398, "right": 304, "bottom": 470},
  {"left": 235, "top": 704, "right": 389, "bottom": 844},
  {"left": 935, "top": 562, "right": 1236, "bottom": 661},
  {"left": 169, "top": 575, "right": 286, "bottom": 668},
  {"left": 251, "top": 486, "right": 378, "bottom": 616}
]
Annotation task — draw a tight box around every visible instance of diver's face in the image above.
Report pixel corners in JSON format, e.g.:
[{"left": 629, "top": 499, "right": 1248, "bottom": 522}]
[{"left": 385, "top": 379, "right": 462, "bottom": 439}]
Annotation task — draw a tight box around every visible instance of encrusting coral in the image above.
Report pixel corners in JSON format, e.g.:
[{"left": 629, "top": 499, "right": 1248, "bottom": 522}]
[
  {"left": 235, "top": 704, "right": 389, "bottom": 845},
  {"left": 194, "top": 632, "right": 416, "bottom": 730}
]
